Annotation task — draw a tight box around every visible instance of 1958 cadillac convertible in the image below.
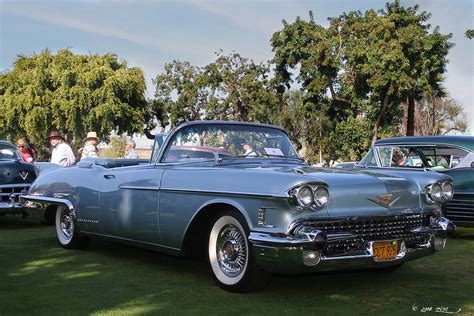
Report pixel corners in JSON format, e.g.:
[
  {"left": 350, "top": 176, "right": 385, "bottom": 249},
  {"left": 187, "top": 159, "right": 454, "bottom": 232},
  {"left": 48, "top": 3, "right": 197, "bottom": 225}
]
[{"left": 21, "top": 121, "right": 455, "bottom": 292}]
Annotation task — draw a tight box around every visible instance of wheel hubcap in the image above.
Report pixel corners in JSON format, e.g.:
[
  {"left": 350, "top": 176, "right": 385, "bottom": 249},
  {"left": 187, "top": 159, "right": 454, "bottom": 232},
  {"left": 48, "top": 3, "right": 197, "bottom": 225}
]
[
  {"left": 60, "top": 212, "right": 74, "bottom": 240},
  {"left": 216, "top": 224, "right": 247, "bottom": 277}
]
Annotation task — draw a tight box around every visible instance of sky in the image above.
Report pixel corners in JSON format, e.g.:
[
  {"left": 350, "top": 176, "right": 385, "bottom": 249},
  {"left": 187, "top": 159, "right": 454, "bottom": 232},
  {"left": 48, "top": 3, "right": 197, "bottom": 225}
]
[{"left": 1, "top": 0, "right": 473, "bottom": 142}]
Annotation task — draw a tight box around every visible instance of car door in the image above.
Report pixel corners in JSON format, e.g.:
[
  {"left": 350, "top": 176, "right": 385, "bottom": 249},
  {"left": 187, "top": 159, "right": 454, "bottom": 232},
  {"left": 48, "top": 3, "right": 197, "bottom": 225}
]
[
  {"left": 99, "top": 165, "right": 164, "bottom": 244},
  {"left": 430, "top": 146, "right": 474, "bottom": 224}
]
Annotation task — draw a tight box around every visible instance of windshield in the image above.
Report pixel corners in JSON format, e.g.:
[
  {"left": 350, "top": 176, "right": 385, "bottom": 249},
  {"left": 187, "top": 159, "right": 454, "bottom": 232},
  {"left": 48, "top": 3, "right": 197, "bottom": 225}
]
[
  {"left": 0, "top": 144, "right": 21, "bottom": 160},
  {"left": 161, "top": 123, "right": 299, "bottom": 163},
  {"left": 374, "top": 145, "right": 470, "bottom": 169}
]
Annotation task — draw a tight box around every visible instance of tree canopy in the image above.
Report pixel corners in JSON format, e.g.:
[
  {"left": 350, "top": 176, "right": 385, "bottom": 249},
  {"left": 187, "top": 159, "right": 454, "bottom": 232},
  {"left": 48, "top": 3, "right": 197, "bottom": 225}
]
[
  {"left": 151, "top": 52, "right": 277, "bottom": 129},
  {"left": 270, "top": 0, "right": 453, "bottom": 162},
  {"left": 0, "top": 49, "right": 148, "bottom": 156}
]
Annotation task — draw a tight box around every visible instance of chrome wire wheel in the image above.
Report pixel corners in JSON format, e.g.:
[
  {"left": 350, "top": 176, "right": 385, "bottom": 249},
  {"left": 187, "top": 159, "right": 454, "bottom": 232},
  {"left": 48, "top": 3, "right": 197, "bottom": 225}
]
[
  {"left": 60, "top": 211, "right": 74, "bottom": 241},
  {"left": 56, "top": 205, "right": 74, "bottom": 246},
  {"left": 209, "top": 215, "right": 249, "bottom": 286},
  {"left": 216, "top": 224, "right": 247, "bottom": 277}
]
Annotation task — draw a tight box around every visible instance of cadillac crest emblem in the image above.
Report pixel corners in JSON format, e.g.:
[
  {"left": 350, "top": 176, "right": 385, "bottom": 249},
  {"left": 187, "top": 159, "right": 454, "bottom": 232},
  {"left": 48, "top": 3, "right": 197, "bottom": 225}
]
[{"left": 368, "top": 193, "right": 400, "bottom": 209}]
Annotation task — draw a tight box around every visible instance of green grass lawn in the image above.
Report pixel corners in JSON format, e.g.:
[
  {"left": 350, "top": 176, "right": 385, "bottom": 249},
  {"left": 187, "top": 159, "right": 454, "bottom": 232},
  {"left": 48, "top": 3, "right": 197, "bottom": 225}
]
[{"left": 1, "top": 215, "right": 473, "bottom": 316}]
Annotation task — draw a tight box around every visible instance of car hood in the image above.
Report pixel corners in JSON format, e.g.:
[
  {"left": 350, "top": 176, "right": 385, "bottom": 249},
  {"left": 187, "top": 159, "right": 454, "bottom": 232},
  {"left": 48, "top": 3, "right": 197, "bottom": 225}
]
[
  {"left": 244, "top": 164, "right": 423, "bottom": 216},
  {"left": 0, "top": 160, "right": 37, "bottom": 184},
  {"left": 208, "top": 161, "right": 447, "bottom": 217},
  {"left": 164, "top": 160, "right": 445, "bottom": 217}
]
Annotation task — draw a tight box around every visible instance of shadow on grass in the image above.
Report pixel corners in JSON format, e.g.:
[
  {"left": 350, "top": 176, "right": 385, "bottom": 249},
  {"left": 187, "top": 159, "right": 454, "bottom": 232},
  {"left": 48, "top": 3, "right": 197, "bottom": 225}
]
[
  {"left": 449, "top": 227, "right": 474, "bottom": 240},
  {"left": 0, "top": 214, "right": 45, "bottom": 229},
  {"left": 1, "top": 217, "right": 473, "bottom": 315}
]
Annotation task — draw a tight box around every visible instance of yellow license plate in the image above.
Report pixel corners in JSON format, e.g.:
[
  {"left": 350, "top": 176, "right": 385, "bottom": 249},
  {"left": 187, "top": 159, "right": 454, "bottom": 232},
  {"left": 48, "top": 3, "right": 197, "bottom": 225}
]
[{"left": 373, "top": 241, "right": 398, "bottom": 261}]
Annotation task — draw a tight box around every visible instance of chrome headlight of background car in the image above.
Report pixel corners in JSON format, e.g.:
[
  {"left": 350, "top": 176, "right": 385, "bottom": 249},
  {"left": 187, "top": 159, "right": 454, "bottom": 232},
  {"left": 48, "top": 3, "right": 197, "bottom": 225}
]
[
  {"left": 288, "top": 184, "right": 329, "bottom": 210},
  {"left": 424, "top": 181, "right": 453, "bottom": 204}
]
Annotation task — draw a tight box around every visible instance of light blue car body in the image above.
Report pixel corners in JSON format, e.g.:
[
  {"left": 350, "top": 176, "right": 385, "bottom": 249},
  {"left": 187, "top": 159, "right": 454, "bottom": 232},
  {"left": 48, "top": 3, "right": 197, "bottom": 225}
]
[{"left": 21, "top": 121, "right": 454, "bottom": 276}]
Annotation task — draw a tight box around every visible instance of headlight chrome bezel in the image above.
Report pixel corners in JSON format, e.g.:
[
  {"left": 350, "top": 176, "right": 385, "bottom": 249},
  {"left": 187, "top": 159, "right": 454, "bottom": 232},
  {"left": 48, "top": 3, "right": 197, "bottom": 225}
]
[
  {"left": 288, "top": 184, "right": 329, "bottom": 211},
  {"left": 441, "top": 181, "right": 454, "bottom": 201},
  {"left": 424, "top": 181, "right": 454, "bottom": 204}
]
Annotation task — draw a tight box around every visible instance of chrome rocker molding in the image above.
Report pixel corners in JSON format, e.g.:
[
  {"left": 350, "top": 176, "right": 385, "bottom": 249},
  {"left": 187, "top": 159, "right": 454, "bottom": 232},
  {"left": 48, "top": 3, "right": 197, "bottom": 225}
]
[{"left": 249, "top": 215, "right": 455, "bottom": 274}]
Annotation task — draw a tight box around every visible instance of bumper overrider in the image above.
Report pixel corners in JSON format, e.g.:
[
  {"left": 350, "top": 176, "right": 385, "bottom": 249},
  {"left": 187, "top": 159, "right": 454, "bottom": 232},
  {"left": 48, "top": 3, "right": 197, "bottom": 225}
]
[{"left": 249, "top": 212, "right": 455, "bottom": 274}]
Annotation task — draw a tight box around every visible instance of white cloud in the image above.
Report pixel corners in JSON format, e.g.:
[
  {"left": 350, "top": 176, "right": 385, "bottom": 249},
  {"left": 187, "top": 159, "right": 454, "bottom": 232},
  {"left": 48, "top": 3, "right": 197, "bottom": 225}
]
[{"left": 3, "top": 5, "right": 213, "bottom": 59}]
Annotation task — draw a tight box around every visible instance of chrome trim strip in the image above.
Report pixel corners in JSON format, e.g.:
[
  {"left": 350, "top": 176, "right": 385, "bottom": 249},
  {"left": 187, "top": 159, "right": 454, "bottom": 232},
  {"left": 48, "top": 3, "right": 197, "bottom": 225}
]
[
  {"left": 0, "top": 184, "right": 31, "bottom": 189},
  {"left": 119, "top": 186, "right": 161, "bottom": 191},
  {"left": 20, "top": 195, "right": 75, "bottom": 211},
  {"left": 160, "top": 187, "right": 285, "bottom": 198},
  {"left": 82, "top": 231, "right": 180, "bottom": 251}
]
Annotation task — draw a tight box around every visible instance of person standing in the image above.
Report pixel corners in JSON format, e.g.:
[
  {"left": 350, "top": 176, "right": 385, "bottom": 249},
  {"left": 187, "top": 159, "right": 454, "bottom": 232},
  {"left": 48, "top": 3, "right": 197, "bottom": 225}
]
[
  {"left": 16, "top": 138, "right": 36, "bottom": 163},
  {"left": 124, "top": 138, "right": 138, "bottom": 158},
  {"left": 48, "top": 131, "right": 76, "bottom": 166},
  {"left": 79, "top": 132, "right": 100, "bottom": 160}
]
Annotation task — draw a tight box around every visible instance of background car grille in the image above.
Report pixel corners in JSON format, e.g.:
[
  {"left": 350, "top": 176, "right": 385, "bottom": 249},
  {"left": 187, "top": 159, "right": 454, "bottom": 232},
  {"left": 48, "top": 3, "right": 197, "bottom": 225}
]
[
  {"left": 443, "top": 193, "right": 474, "bottom": 223},
  {"left": 0, "top": 185, "right": 31, "bottom": 204},
  {"left": 297, "top": 213, "right": 432, "bottom": 256}
]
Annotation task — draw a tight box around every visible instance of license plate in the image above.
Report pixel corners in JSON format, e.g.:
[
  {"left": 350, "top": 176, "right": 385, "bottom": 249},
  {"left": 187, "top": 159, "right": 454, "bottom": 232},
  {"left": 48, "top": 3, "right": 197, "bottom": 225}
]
[{"left": 373, "top": 241, "right": 398, "bottom": 261}]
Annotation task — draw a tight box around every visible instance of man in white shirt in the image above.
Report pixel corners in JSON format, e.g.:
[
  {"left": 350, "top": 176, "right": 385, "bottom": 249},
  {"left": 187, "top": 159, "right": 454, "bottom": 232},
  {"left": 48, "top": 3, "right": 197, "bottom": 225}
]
[
  {"left": 125, "top": 139, "right": 139, "bottom": 159},
  {"left": 48, "top": 131, "right": 76, "bottom": 166}
]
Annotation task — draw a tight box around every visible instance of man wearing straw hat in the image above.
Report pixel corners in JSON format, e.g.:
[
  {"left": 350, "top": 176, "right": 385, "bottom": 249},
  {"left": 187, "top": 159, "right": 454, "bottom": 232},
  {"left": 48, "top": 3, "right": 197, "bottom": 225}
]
[
  {"left": 48, "top": 131, "right": 76, "bottom": 166},
  {"left": 79, "top": 131, "right": 100, "bottom": 160}
]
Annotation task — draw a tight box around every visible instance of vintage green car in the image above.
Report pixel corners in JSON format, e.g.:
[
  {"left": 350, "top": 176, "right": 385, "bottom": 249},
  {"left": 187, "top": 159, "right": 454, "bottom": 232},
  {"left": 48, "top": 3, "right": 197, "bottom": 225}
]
[{"left": 357, "top": 136, "right": 474, "bottom": 228}]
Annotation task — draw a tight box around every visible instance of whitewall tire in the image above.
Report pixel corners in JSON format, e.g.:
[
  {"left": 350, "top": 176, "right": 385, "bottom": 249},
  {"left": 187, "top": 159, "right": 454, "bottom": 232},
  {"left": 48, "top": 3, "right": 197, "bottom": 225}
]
[
  {"left": 208, "top": 211, "right": 270, "bottom": 292},
  {"left": 55, "top": 205, "right": 89, "bottom": 249}
]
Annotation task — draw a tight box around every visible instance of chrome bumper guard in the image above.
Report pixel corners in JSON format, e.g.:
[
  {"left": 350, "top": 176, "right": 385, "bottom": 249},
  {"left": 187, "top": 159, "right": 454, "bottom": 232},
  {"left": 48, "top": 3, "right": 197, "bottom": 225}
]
[{"left": 249, "top": 216, "right": 455, "bottom": 274}]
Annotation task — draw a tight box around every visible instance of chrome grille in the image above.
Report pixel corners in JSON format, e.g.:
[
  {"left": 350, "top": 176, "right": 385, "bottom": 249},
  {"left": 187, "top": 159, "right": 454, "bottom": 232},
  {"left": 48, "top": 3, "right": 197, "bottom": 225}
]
[
  {"left": 0, "top": 185, "right": 31, "bottom": 204},
  {"left": 298, "top": 213, "right": 432, "bottom": 256},
  {"left": 443, "top": 193, "right": 474, "bottom": 223}
]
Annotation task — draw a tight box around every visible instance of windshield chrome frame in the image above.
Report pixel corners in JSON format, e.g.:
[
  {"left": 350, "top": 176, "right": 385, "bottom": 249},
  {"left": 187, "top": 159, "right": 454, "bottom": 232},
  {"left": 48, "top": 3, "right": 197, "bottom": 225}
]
[{"left": 155, "top": 121, "right": 298, "bottom": 165}]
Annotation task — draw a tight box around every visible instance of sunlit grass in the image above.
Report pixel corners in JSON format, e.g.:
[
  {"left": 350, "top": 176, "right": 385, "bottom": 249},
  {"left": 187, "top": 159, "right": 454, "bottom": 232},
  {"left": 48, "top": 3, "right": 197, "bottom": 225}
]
[{"left": 1, "top": 216, "right": 473, "bottom": 315}]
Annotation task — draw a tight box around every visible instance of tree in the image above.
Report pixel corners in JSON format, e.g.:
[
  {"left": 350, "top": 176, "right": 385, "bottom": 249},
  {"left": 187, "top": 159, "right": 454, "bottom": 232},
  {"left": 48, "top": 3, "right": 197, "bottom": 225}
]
[
  {"left": 330, "top": 117, "right": 373, "bottom": 162},
  {"left": 399, "top": 97, "right": 468, "bottom": 136},
  {"left": 151, "top": 60, "right": 206, "bottom": 129},
  {"left": 151, "top": 52, "right": 278, "bottom": 129},
  {"left": 203, "top": 52, "right": 277, "bottom": 123},
  {"left": 100, "top": 135, "right": 127, "bottom": 158},
  {"left": 0, "top": 49, "right": 148, "bottom": 157},
  {"left": 466, "top": 29, "right": 474, "bottom": 39},
  {"left": 270, "top": 1, "right": 453, "bottom": 149}
]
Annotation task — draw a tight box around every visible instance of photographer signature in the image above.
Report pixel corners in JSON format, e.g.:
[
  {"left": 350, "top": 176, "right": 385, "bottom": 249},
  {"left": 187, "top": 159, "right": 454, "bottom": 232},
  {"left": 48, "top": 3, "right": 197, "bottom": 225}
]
[{"left": 412, "top": 304, "right": 462, "bottom": 314}]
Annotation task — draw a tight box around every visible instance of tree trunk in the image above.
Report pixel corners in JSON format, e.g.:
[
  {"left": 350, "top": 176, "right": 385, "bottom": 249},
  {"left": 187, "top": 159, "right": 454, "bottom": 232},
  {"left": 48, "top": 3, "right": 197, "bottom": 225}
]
[
  {"left": 372, "top": 95, "right": 390, "bottom": 144},
  {"left": 406, "top": 96, "right": 415, "bottom": 136}
]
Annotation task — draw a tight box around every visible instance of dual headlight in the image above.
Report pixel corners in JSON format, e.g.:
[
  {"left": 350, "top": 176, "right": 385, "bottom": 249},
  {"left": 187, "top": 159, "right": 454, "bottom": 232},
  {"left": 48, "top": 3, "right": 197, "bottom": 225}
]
[
  {"left": 424, "top": 181, "right": 453, "bottom": 204},
  {"left": 288, "top": 184, "right": 329, "bottom": 210}
]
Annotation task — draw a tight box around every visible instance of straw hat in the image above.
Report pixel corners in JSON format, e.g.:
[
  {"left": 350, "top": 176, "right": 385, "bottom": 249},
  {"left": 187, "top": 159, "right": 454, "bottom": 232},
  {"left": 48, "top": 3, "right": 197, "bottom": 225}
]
[{"left": 84, "top": 131, "right": 98, "bottom": 141}]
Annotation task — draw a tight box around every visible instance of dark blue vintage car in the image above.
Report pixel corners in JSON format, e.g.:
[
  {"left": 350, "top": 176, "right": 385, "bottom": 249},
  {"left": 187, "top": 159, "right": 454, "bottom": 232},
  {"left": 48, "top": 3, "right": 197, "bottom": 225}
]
[
  {"left": 357, "top": 136, "right": 474, "bottom": 228},
  {"left": 0, "top": 140, "right": 37, "bottom": 216},
  {"left": 21, "top": 121, "right": 455, "bottom": 292}
]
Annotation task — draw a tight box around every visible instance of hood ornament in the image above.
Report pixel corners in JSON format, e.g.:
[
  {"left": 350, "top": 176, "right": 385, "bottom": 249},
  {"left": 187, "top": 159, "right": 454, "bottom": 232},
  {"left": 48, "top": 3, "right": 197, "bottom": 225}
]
[
  {"left": 368, "top": 194, "right": 400, "bottom": 209},
  {"left": 19, "top": 171, "right": 29, "bottom": 181}
]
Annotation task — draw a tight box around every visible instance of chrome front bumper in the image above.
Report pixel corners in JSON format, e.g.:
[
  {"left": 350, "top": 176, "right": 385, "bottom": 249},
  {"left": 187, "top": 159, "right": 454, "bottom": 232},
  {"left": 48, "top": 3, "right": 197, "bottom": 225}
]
[
  {"left": 0, "top": 184, "right": 31, "bottom": 214},
  {"left": 249, "top": 217, "right": 455, "bottom": 274}
]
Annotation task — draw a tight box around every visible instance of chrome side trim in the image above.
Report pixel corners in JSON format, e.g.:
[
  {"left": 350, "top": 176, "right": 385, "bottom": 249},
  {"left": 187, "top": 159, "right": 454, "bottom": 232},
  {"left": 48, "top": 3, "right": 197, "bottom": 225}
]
[
  {"left": 20, "top": 195, "right": 75, "bottom": 211},
  {"left": 0, "top": 184, "right": 32, "bottom": 189},
  {"left": 119, "top": 186, "right": 161, "bottom": 191},
  {"left": 160, "top": 187, "right": 286, "bottom": 198},
  {"left": 82, "top": 231, "right": 181, "bottom": 252}
]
